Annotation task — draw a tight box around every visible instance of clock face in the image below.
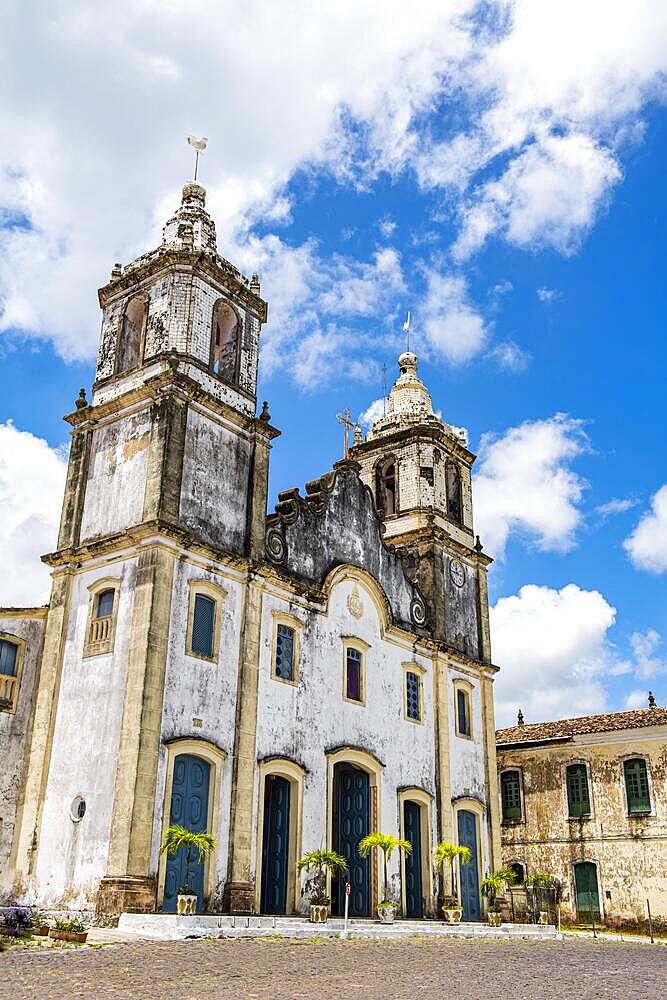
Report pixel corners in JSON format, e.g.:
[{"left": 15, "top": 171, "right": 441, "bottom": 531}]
[{"left": 449, "top": 559, "right": 466, "bottom": 588}]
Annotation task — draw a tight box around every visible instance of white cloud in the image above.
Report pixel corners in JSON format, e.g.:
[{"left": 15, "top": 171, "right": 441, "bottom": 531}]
[
  {"left": 624, "top": 485, "right": 667, "bottom": 573},
  {"left": 0, "top": 422, "right": 67, "bottom": 606},
  {"left": 453, "top": 133, "right": 622, "bottom": 259},
  {"left": 421, "top": 271, "right": 487, "bottom": 363},
  {"left": 474, "top": 414, "right": 588, "bottom": 560},
  {"left": 487, "top": 340, "right": 531, "bottom": 372},
  {"left": 491, "top": 583, "right": 620, "bottom": 726},
  {"left": 537, "top": 287, "right": 558, "bottom": 303},
  {"left": 359, "top": 397, "right": 386, "bottom": 428},
  {"left": 625, "top": 689, "right": 652, "bottom": 709},
  {"left": 490, "top": 280, "right": 513, "bottom": 297},
  {"left": 378, "top": 217, "right": 397, "bottom": 238},
  {"left": 596, "top": 497, "right": 636, "bottom": 519},
  {"left": 630, "top": 629, "right": 666, "bottom": 680}
]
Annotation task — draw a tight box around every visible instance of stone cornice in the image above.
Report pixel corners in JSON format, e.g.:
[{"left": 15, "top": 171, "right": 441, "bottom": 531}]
[{"left": 0, "top": 606, "right": 49, "bottom": 620}]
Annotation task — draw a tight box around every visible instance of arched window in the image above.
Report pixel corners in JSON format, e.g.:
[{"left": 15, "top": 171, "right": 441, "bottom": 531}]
[
  {"left": 375, "top": 459, "right": 397, "bottom": 516},
  {"left": 84, "top": 581, "right": 119, "bottom": 657},
  {"left": 211, "top": 301, "right": 240, "bottom": 383},
  {"left": 445, "top": 461, "right": 463, "bottom": 525},
  {"left": 117, "top": 295, "right": 146, "bottom": 373}
]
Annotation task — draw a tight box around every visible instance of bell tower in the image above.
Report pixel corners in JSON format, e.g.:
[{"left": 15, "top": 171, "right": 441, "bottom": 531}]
[{"left": 351, "top": 351, "right": 492, "bottom": 661}]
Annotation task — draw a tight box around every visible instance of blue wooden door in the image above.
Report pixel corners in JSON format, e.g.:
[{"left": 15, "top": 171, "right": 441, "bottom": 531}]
[
  {"left": 260, "top": 775, "right": 291, "bottom": 914},
  {"left": 163, "top": 754, "right": 211, "bottom": 913},
  {"left": 334, "top": 767, "right": 370, "bottom": 917},
  {"left": 457, "top": 810, "right": 481, "bottom": 921},
  {"left": 403, "top": 800, "right": 423, "bottom": 918}
]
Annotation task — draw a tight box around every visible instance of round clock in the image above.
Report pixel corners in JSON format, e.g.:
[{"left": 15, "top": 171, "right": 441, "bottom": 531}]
[{"left": 449, "top": 559, "right": 465, "bottom": 588}]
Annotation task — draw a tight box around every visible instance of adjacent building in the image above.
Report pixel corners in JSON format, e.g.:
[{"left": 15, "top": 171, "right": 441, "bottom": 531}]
[
  {"left": 497, "top": 702, "right": 667, "bottom": 929},
  {"left": 0, "top": 179, "right": 501, "bottom": 922}
]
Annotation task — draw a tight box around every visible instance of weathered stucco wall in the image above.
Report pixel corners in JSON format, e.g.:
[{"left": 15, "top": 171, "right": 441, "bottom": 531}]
[
  {"left": 80, "top": 409, "right": 152, "bottom": 541},
  {"left": 148, "top": 559, "right": 243, "bottom": 906},
  {"left": 498, "top": 730, "right": 667, "bottom": 927},
  {"left": 179, "top": 408, "right": 251, "bottom": 555},
  {"left": 0, "top": 613, "right": 45, "bottom": 884},
  {"left": 33, "top": 562, "right": 136, "bottom": 907},
  {"left": 254, "top": 574, "right": 438, "bottom": 908}
]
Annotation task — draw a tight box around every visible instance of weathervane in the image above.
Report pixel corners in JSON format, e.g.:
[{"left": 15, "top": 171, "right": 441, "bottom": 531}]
[
  {"left": 187, "top": 135, "right": 208, "bottom": 181},
  {"left": 403, "top": 310, "right": 411, "bottom": 352},
  {"left": 336, "top": 407, "right": 355, "bottom": 460}
]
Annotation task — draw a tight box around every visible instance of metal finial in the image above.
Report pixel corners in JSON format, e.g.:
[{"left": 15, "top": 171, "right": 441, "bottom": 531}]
[
  {"left": 474, "top": 535, "right": 483, "bottom": 553},
  {"left": 75, "top": 388, "right": 88, "bottom": 410},
  {"left": 259, "top": 400, "right": 271, "bottom": 423},
  {"left": 517, "top": 709, "right": 524, "bottom": 727},
  {"left": 648, "top": 691, "right": 657, "bottom": 709},
  {"left": 187, "top": 135, "right": 208, "bottom": 181},
  {"left": 336, "top": 407, "right": 354, "bottom": 460}
]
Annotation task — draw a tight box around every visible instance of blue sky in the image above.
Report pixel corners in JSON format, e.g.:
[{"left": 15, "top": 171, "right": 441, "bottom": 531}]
[{"left": 1, "top": 2, "right": 666, "bottom": 724}]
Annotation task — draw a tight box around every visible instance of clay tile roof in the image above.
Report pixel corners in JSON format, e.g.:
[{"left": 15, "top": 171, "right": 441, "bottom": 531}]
[{"left": 497, "top": 706, "right": 667, "bottom": 746}]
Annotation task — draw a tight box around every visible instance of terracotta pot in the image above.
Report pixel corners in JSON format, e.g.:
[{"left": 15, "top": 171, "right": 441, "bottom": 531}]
[
  {"left": 34, "top": 925, "right": 50, "bottom": 936},
  {"left": 377, "top": 904, "right": 397, "bottom": 924},
  {"left": 487, "top": 912, "right": 502, "bottom": 927},
  {"left": 49, "top": 929, "right": 88, "bottom": 943},
  {"left": 309, "top": 904, "right": 329, "bottom": 924},
  {"left": 177, "top": 894, "right": 197, "bottom": 915},
  {"left": 442, "top": 907, "right": 463, "bottom": 924}
]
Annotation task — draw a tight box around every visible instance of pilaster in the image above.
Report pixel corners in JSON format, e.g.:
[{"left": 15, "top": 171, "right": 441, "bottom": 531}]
[
  {"left": 246, "top": 423, "right": 277, "bottom": 562},
  {"left": 433, "top": 656, "right": 453, "bottom": 899},
  {"left": 142, "top": 388, "right": 189, "bottom": 524},
  {"left": 224, "top": 575, "right": 263, "bottom": 913},
  {"left": 99, "top": 545, "right": 175, "bottom": 916},
  {"left": 481, "top": 675, "right": 501, "bottom": 869},
  {"left": 57, "top": 423, "right": 93, "bottom": 550}
]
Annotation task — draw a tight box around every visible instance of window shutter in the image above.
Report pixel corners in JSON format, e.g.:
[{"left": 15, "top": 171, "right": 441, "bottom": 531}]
[
  {"left": 0, "top": 640, "right": 18, "bottom": 677},
  {"left": 346, "top": 648, "right": 362, "bottom": 702},
  {"left": 624, "top": 759, "right": 651, "bottom": 814},
  {"left": 457, "top": 689, "right": 469, "bottom": 735},
  {"left": 501, "top": 771, "right": 522, "bottom": 820},
  {"left": 406, "top": 671, "right": 421, "bottom": 720},
  {"left": 566, "top": 764, "right": 591, "bottom": 817},
  {"left": 275, "top": 624, "right": 295, "bottom": 681},
  {"left": 191, "top": 594, "right": 215, "bottom": 658}
]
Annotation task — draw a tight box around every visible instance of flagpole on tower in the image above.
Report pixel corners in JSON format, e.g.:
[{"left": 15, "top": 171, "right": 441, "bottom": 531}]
[{"left": 187, "top": 134, "right": 209, "bottom": 181}]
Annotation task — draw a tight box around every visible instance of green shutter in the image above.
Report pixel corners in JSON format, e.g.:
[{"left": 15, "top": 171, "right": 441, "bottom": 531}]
[
  {"left": 624, "top": 759, "right": 651, "bottom": 814},
  {"left": 566, "top": 764, "right": 591, "bottom": 817},
  {"left": 191, "top": 594, "right": 215, "bottom": 658},
  {"left": 501, "top": 770, "right": 522, "bottom": 820}
]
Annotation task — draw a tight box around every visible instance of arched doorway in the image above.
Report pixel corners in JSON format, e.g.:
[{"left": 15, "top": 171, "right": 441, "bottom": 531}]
[
  {"left": 457, "top": 809, "right": 481, "bottom": 921},
  {"left": 403, "top": 800, "right": 423, "bottom": 918},
  {"left": 260, "top": 775, "right": 291, "bottom": 914},
  {"left": 332, "top": 764, "right": 371, "bottom": 917},
  {"left": 574, "top": 862, "right": 601, "bottom": 922},
  {"left": 163, "top": 753, "right": 211, "bottom": 913}
]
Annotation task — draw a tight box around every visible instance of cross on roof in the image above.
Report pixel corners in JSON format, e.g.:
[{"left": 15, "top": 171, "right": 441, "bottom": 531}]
[{"left": 336, "top": 407, "right": 355, "bottom": 460}]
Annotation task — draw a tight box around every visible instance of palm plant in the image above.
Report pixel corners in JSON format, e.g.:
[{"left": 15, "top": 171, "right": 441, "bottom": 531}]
[
  {"left": 160, "top": 824, "right": 216, "bottom": 894},
  {"left": 481, "top": 865, "right": 518, "bottom": 910},
  {"left": 297, "top": 848, "right": 348, "bottom": 906},
  {"left": 434, "top": 841, "right": 472, "bottom": 906},
  {"left": 358, "top": 832, "right": 412, "bottom": 905}
]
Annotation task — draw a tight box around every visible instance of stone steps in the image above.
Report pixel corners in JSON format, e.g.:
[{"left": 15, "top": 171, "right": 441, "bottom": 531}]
[{"left": 117, "top": 912, "right": 560, "bottom": 942}]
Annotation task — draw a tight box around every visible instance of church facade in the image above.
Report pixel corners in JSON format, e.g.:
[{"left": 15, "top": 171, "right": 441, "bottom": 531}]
[{"left": 0, "top": 181, "right": 501, "bottom": 921}]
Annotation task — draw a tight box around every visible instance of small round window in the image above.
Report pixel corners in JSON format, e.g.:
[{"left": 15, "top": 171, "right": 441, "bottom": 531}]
[{"left": 70, "top": 796, "right": 86, "bottom": 822}]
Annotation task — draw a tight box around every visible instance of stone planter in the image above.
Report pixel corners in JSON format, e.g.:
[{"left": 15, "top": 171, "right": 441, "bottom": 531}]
[
  {"left": 487, "top": 911, "right": 502, "bottom": 927},
  {"left": 309, "top": 904, "right": 329, "bottom": 924},
  {"left": 442, "top": 907, "right": 463, "bottom": 923},
  {"left": 49, "top": 929, "right": 88, "bottom": 943},
  {"left": 33, "top": 925, "right": 50, "bottom": 936},
  {"left": 177, "top": 894, "right": 197, "bottom": 915},
  {"left": 377, "top": 903, "right": 397, "bottom": 924}
]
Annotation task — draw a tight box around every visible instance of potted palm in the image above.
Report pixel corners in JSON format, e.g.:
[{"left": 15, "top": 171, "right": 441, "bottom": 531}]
[
  {"left": 160, "top": 824, "right": 216, "bottom": 915},
  {"left": 481, "top": 866, "right": 517, "bottom": 926},
  {"left": 358, "top": 832, "right": 412, "bottom": 923},
  {"left": 297, "top": 849, "right": 348, "bottom": 923},
  {"left": 434, "top": 842, "right": 471, "bottom": 923}
]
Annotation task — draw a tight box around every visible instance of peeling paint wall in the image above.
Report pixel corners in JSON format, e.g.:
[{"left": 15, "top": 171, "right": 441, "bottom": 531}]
[
  {"left": 33, "top": 562, "right": 136, "bottom": 907},
  {"left": 254, "top": 576, "right": 438, "bottom": 907},
  {"left": 179, "top": 408, "right": 251, "bottom": 554},
  {"left": 498, "top": 732, "right": 667, "bottom": 927},
  {"left": 148, "top": 559, "right": 243, "bottom": 906},
  {"left": 0, "top": 615, "right": 45, "bottom": 881},
  {"left": 80, "top": 409, "right": 152, "bottom": 541}
]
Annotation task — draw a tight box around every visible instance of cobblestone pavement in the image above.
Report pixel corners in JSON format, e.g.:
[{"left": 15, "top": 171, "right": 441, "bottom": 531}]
[{"left": 1, "top": 936, "right": 665, "bottom": 1000}]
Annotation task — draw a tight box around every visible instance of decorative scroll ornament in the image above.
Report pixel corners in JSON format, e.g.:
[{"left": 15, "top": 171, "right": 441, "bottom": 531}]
[
  {"left": 410, "top": 594, "right": 427, "bottom": 627},
  {"left": 347, "top": 585, "right": 364, "bottom": 620},
  {"left": 265, "top": 527, "right": 287, "bottom": 564}
]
